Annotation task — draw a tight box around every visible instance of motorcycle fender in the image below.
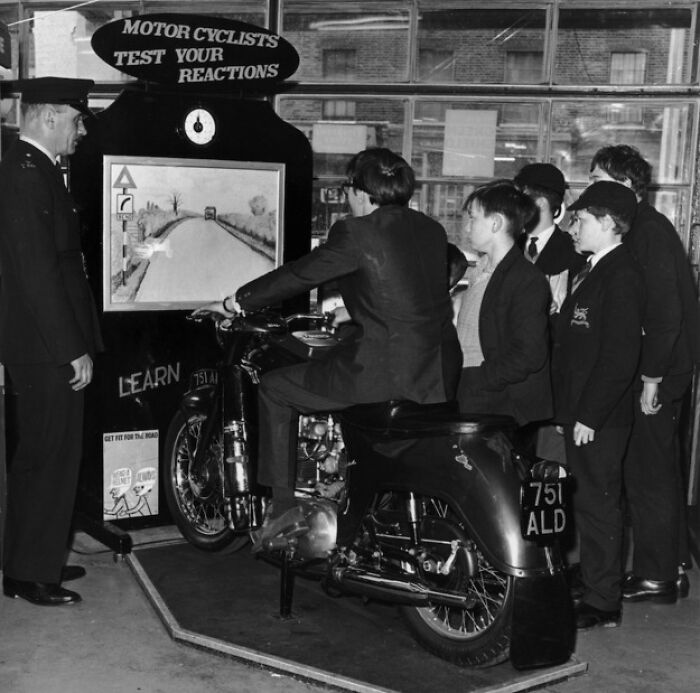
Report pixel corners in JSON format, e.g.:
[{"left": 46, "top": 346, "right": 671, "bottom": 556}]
[
  {"left": 342, "top": 427, "right": 553, "bottom": 575},
  {"left": 179, "top": 384, "right": 216, "bottom": 416},
  {"left": 510, "top": 573, "right": 575, "bottom": 669}
]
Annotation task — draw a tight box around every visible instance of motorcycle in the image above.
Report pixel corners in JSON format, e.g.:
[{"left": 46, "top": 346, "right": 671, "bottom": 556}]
[{"left": 164, "top": 309, "right": 575, "bottom": 670}]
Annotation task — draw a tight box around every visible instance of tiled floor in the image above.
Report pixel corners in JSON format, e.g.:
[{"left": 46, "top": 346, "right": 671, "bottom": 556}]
[{"left": 0, "top": 527, "right": 697, "bottom": 693}]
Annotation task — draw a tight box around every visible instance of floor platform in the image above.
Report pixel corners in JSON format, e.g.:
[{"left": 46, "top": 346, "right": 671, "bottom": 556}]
[{"left": 127, "top": 541, "right": 587, "bottom": 693}]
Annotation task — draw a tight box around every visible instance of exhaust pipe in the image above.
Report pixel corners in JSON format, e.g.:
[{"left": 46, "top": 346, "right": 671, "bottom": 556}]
[{"left": 329, "top": 566, "right": 473, "bottom": 609}]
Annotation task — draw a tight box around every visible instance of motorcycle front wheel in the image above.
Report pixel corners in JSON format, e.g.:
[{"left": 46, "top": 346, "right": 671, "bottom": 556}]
[
  {"left": 164, "top": 410, "right": 248, "bottom": 553},
  {"left": 399, "top": 496, "right": 514, "bottom": 667}
]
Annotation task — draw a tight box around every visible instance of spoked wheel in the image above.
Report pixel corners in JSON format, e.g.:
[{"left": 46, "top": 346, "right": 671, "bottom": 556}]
[
  {"left": 399, "top": 496, "right": 513, "bottom": 667},
  {"left": 164, "top": 410, "right": 248, "bottom": 552}
]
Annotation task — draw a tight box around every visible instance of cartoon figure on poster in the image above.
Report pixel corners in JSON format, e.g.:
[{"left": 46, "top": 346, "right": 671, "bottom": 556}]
[{"left": 103, "top": 430, "right": 159, "bottom": 519}]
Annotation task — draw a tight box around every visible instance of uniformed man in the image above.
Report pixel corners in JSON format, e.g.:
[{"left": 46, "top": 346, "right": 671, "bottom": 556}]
[{"left": 0, "top": 77, "right": 103, "bottom": 606}]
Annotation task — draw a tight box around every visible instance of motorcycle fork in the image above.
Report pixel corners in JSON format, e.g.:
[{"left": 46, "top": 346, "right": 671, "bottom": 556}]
[{"left": 406, "top": 492, "right": 422, "bottom": 545}]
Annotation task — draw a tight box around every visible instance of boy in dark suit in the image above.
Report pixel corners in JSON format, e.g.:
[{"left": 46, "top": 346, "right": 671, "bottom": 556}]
[
  {"left": 552, "top": 181, "right": 644, "bottom": 629},
  {"left": 514, "top": 163, "right": 585, "bottom": 460},
  {"left": 455, "top": 180, "right": 552, "bottom": 426},
  {"left": 199, "top": 148, "right": 462, "bottom": 548},
  {"left": 514, "top": 163, "right": 585, "bottom": 313},
  {"left": 590, "top": 145, "right": 700, "bottom": 602}
]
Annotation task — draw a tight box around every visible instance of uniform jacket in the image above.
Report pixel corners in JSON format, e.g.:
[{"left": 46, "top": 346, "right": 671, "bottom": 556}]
[
  {"left": 552, "top": 244, "right": 644, "bottom": 429},
  {"left": 236, "top": 204, "right": 462, "bottom": 404},
  {"left": 624, "top": 200, "right": 700, "bottom": 380},
  {"left": 458, "top": 245, "right": 553, "bottom": 425},
  {"left": 0, "top": 140, "right": 103, "bottom": 365},
  {"left": 532, "top": 225, "right": 586, "bottom": 279}
]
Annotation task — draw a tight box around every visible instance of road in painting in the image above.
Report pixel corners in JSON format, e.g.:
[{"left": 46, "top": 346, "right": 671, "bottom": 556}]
[{"left": 135, "top": 217, "right": 271, "bottom": 303}]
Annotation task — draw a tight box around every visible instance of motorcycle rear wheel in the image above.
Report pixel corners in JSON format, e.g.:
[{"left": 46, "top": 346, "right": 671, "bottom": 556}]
[
  {"left": 164, "top": 410, "right": 248, "bottom": 553},
  {"left": 399, "top": 496, "right": 513, "bottom": 667}
]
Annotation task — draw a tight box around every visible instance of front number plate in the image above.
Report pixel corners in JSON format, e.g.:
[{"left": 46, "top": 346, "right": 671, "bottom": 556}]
[
  {"left": 520, "top": 480, "right": 567, "bottom": 542},
  {"left": 189, "top": 368, "right": 218, "bottom": 390}
]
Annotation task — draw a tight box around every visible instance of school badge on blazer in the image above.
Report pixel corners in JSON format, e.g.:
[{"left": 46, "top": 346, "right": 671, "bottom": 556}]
[{"left": 571, "top": 303, "right": 590, "bottom": 329}]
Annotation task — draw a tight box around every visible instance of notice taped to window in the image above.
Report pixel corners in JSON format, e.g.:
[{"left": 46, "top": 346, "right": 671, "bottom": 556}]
[{"left": 442, "top": 109, "right": 497, "bottom": 178}]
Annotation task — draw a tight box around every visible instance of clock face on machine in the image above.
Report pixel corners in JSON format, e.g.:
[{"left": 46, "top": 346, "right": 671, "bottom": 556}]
[{"left": 182, "top": 107, "right": 217, "bottom": 145}]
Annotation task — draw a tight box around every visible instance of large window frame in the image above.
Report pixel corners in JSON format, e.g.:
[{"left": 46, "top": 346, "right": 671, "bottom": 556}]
[{"left": 1, "top": 0, "right": 698, "bottom": 247}]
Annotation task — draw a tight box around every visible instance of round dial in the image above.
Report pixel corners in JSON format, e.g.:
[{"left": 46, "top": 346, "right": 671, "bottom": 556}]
[{"left": 183, "top": 108, "right": 216, "bottom": 145}]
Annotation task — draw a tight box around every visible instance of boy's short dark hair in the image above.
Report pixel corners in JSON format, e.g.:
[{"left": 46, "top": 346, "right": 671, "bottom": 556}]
[
  {"left": 590, "top": 144, "right": 651, "bottom": 198},
  {"left": 585, "top": 206, "right": 632, "bottom": 237},
  {"left": 515, "top": 181, "right": 564, "bottom": 220},
  {"left": 463, "top": 179, "right": 537, "bottom": 239},
  {"left": 345, "top": 147, "right": 415, "bottom": 206}
]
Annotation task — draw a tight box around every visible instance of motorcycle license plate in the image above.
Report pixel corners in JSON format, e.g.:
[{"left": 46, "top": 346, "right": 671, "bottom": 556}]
[
  {"left": 520, "top": 480, "right": 567, "bottom": 542},
  {"left": 189, "top": 368, "right": 218, "bottom": 390}
]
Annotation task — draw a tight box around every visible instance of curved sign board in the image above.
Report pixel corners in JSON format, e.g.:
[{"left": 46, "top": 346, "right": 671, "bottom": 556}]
[{"left": 91, "top": 14, "right": 299, "bottom": 91}]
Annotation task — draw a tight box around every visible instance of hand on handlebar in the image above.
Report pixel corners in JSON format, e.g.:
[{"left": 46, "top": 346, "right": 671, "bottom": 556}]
[{"left": 192, "top": 298, "right": 241, "bottom": 319}]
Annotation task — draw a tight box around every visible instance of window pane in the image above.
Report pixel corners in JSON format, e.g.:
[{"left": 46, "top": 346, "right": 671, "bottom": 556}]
[
  {"left": 0, "top": 4, "right": 19, "bottom": 79},
  {"left": 416, "top": 4, "right": 547, "bottom": 84},
  {"left": 277, "top": 96, "right": 406, "bottom": 236},
  {"left": 551, "top": 101, "right": 694, "bottom": 186},
  {"left": 610, "top": 52, "right": 647, "bottom": 84},
  {"left": 29, "top": 2, "right": 267, "bottom": 81},
  {"left": 412, "top": 100, "right": 543, "bottom": 243},
  {"left": 555, "top": 7, "right": 694, "bottom": 85},
  {"left": 282, "top": 1, "right": 411, "bottom": 83},
  {"left": 412, "top": 101, "right": 542, "bottom": 179}
]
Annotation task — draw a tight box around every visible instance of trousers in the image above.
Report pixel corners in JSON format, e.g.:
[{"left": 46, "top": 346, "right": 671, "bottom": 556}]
[
  {"left": 624, "top": 373, "right": 693, "bottom": 581},
  {"left": 565, "top": 425, "right": 631, "bottom": 611},
  {"left": 257, "top": 363, "right": 351, "bottom": 490},
  {"left": 3, "top": 362, "right": 84, "bottom": 583}
]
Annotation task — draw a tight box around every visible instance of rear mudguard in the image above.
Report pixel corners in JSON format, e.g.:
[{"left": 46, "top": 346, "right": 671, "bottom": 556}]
[{"left": 340, "top": 416, "right": 557, "bottom": 577}]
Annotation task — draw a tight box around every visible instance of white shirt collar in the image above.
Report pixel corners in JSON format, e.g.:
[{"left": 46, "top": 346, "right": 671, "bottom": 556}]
[
  {"left": 589, "top": 242, "right": 621, "bottom": 268},
  {"left": 19, "top": 136, "right": 56, "bottom": 164},
  {"left": 527, "top": 224, "right": 556, "bottom": 250}
]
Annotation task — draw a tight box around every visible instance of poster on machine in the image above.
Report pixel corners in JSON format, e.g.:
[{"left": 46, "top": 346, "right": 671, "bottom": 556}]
[{"left": 103, "top": 430, "right": 159, "bottom": 520}]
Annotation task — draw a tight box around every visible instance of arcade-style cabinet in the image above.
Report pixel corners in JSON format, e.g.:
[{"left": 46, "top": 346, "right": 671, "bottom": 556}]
[{"left": 69, "top": 14, "right": 312, "bottom": 552}]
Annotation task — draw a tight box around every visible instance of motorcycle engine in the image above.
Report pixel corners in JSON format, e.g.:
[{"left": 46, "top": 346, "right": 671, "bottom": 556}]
[{"left": 296, "top": 414, "right": 347, "bottom": 500}]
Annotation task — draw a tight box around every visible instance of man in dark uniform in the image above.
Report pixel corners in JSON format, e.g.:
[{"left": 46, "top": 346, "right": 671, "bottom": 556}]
[
  {"left": 0, "top": 77, "right": 103, "bottom": 606},
  {"left": 590, "top": 144, "right": 700, "bottom": 602},
  {"left": 552, "top": 181, "right": 644, "bottom": 629}
]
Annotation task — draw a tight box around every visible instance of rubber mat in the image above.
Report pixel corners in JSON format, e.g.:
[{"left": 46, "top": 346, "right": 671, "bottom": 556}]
[{"left": 128, "top": 541, "right": 586, "bottom": 693}]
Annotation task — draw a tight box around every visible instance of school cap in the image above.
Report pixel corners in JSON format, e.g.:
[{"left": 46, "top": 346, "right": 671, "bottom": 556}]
[
  {"left": 16, "top": 76, "right": 94, "bottom": 116},
  {"left": 514, "top": 163, "right": 567, "bottom": 197},
  {"left": 568, "top": 181, "right": 637, "bottom": 220}
]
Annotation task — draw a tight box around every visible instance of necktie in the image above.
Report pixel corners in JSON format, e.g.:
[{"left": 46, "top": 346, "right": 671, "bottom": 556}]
[
  {"left": 527, "top": 236, "right": 538, "bottom": 260},
  {"left": 55, "top": 161, "right": 66, "bottom": 187},
  {"left": 571, "top": 259, "right": 592, "bottom": 293}
]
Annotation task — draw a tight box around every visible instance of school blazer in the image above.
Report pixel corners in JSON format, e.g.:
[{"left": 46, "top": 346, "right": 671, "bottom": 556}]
[
  {"left": 0, "top": 140, "right": 103, "bottom": 365},
  {"left": 624, "top": 201, "right": 700, "bottom": 380},
  {"left": 533, "top": 226, "right": 586, "bottom": 279},
  {"left": 236, "top": 205, "right": 462, "bottom": 404},
  {"left": 459, "top": 245, "right": 553, "bottom": 425},
  {"left": 552, "top": 244, "right": 644, "bottom": 430}
]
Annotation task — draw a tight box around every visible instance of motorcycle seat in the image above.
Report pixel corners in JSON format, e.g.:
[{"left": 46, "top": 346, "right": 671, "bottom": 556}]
[{"left": 341, "top": 400, "right": 516, "bottom": 438}]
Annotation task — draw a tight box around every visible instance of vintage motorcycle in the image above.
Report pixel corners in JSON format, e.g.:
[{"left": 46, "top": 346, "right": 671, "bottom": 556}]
[{"left": 164, "top": 309, "right": 575, "bottom": 670}]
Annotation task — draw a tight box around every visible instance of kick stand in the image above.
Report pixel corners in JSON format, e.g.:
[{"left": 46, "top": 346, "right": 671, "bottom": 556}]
[{"left": 279, "top": 547, "right": 296, "bottom": 619}]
